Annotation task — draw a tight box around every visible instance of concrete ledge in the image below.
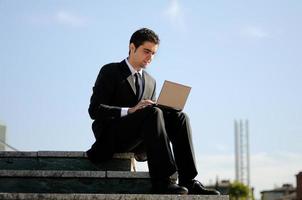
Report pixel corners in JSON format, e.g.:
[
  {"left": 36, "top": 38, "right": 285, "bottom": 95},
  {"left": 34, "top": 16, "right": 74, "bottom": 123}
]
[
  {"left": 0, "top": 178, "right": 152, "bottom": 194},
  {"left": 107, "top": 171, "right": 150, "bottom": 178},
  {"left": 0, "top": 170, "right": 106, "bottom": 178},
  {"left": 0, "top": 154, "right": 135, "bottom": 171},
  {"left": 0, "top": 151, "right": 134, "bottom": 159},
  {"left": 0, "top": 170, "right": 151, "bottom": 178},
  {"left": 0, "top": 193, "right": 229, "bottom": 200},
  {"left": 0, "top": 151, "right": 37, "bottom": 157},
  {"left": 38, "top": 151, "right": 86, "bottom": 157}
]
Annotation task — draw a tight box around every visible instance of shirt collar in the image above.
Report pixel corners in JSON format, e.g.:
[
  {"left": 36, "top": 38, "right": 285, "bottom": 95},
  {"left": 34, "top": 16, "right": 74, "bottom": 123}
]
[{"left": 125, "top": 58, "right": 143, "bottom": 76}]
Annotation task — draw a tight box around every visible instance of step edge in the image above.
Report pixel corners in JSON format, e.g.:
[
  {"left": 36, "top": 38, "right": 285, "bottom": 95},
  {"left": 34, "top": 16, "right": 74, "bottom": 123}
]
[
  {"left": 0, "top": 193, "right": 230, "bottom": 200},
  {"left": 0, "top": 170, "right": 106, "bottom": 178},
  {"left": 0, "top": 151, "right": 134, "bottom": 159},
  {"left": 0, "top": 170, "right": 150, "bottom": 178},
  {"left": 107, "top": 171, "right": 150, "bottom": 178}
]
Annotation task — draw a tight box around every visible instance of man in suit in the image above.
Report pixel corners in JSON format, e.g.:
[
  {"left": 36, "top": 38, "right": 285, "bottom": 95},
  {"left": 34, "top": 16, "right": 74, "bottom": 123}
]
[{"left": 87, "top": 28, "right": 220, "bottom": 195}]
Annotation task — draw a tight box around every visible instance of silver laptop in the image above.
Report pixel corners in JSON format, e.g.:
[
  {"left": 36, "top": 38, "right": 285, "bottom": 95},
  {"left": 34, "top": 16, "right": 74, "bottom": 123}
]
[{"left": 156, "top": 80, "right": 191, "bottom": 111}]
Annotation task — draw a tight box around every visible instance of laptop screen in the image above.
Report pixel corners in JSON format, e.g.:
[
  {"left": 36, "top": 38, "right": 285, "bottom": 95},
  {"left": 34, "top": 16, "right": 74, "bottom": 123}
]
[{"left": 156, "top": 80, "right": 191, "bottom": 110}]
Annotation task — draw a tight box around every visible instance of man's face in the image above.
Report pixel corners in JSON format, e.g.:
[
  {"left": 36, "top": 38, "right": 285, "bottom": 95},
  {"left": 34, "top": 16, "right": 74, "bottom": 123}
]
[{"left": 129, "top": 41, "right": 158, "bottom": 69}]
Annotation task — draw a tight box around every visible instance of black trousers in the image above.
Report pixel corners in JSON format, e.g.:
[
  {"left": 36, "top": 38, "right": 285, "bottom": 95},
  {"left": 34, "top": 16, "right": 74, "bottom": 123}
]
[{"left": 112, "top": 106, "right": 198, "bottom": 181}]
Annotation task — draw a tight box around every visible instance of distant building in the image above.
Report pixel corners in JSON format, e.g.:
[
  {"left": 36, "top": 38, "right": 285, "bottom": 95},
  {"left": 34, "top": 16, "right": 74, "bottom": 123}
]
[
  {"left": 279, "top": 192, "right": 297, "bottom": 200},
  {"left": 207, "top": 179, "right": 255, "bottom": 199},
  {"left": 207, "top": 179, "right": 231, "bottom": 195},
  {"left": 0, "top": 124, "right": 6, "bottom": 151},
  {"left": 261, "top": 171, "right": 302, "bottom": 200},
  {"left": 261, "top": 184, "right": 296, "bottom": 200},
  {"left": 297, "top": 172, "right": 302, "bottom": 200}
]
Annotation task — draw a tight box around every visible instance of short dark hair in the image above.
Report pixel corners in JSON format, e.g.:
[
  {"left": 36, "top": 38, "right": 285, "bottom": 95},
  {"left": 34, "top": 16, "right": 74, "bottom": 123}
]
[{"left": 129, "top": 28, "right": 160, "bottom": 48}]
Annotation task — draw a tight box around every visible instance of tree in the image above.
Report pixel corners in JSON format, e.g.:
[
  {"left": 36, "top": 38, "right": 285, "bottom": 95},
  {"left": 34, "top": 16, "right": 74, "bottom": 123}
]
[{"left": 229, "top": 181, "right": 250, "bottom": 200}]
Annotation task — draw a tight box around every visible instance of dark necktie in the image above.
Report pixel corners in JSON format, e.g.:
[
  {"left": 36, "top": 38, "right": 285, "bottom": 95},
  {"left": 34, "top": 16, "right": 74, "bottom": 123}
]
[{"left": 135, "top": 73, "right": 143, "bottom": 101}]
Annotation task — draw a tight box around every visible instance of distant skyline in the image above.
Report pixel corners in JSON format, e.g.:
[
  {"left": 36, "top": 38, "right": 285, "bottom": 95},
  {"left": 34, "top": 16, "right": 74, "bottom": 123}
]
[{"left": 1, "top": 1, "right": 301, "bottom": 199}]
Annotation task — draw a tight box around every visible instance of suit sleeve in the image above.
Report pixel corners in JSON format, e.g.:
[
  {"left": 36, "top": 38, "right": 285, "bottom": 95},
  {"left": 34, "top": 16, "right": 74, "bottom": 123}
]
[{"left": 88, "top": 66, "right": 121, "bottom": 120}]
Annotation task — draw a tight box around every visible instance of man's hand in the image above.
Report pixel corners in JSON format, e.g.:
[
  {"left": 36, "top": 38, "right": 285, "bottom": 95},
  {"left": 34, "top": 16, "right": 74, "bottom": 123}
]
[{"left": 128, "top": 100, "right": 155, "bottom": 114}]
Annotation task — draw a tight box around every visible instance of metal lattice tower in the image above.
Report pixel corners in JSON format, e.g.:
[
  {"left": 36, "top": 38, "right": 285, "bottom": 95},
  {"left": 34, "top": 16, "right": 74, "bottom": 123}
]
[{"left": 234, "top": 119, "right": 250, "bottom": 188}]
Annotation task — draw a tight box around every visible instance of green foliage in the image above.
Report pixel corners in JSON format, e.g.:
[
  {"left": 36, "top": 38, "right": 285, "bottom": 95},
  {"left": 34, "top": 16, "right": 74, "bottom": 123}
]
[{"left": 229, "top": 181, "right": 250, "bottom": 200}]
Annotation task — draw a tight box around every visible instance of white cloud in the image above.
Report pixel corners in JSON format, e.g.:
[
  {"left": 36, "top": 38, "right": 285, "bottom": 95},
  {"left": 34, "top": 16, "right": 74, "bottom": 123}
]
[
  {"left": 241, "top": 26, "right": 270, "bottom": 39},
  {"left": 54, "top": 10, "right": 87, "bottom": 27},
  {"left": 196, "top": 154, "right": 234, "bottom": 184},
  {"left": 163, "top": 0, "right": 186, "bottom": 30},
  {"left": 166, "top": 0, "right": 181, "bottom": 19},
  {"left": 251, "top": 152, "right": 302, "bottom": 190},
  {"left": 28, "top": 10, "right": 87, "bottom": 28}
]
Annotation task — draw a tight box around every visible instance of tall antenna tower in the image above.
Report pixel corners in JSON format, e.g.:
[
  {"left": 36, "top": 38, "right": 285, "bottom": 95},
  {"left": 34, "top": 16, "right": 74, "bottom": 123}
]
[{"left": 234, "top": 119, "right": 250, "bottom": 188}]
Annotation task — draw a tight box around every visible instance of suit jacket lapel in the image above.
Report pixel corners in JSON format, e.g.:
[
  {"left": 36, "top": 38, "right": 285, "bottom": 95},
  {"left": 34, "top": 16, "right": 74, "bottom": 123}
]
[
  {"left": 120, "top": 60, "right": 153, "bottom": 101},
  {"left": 119, "top": 60, "right": 136, "bottom": 96},
  {"left": 127, "top": 75, "right": 136, "bottom": 95},
  {"left": 142, "top": 71, "right": 152, "bottom": 100}
]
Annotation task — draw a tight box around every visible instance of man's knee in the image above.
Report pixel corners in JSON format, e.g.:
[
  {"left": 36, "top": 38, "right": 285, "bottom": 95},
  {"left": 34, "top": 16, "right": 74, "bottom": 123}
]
[
  {"left": 175, "top": 111, "right": 189, "bottom": 122},
  {"left": 178, "top": 111, "right": 187, "bottom": 117},
  {"left": 144, "top": 106, "right": 164, "bottom": 117}
]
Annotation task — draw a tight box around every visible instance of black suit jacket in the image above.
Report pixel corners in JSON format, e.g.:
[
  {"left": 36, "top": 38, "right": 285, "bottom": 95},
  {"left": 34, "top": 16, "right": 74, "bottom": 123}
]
[{"left": 87, "top": 60, "right": 156, "bottom": 161}]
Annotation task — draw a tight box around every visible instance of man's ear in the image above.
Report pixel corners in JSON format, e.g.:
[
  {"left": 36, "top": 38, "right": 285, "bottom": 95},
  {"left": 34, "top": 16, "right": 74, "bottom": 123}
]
[{"left": 129, "top": 43, "right": 136, "bottom": 54}]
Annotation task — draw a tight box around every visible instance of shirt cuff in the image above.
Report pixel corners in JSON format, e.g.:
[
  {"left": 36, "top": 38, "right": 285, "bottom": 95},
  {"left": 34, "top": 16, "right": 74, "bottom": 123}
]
[{"left": 121, "top": 107, "right": 129, "bottom": 117}]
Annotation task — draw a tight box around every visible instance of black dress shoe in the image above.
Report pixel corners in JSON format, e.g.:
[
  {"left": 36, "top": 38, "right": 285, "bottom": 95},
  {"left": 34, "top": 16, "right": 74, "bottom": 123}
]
[
  {"left": 152, "top": 179, "right": 188, "bottom": 195},
  {"left": 180, "top": 179, "right": 220, "bottom": 195}
]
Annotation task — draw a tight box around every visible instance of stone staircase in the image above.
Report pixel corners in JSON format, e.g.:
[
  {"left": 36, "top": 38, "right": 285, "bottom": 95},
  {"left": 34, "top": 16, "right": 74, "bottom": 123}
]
[{"left": 0, "top": 151, "right": 229, "bottom": 200}]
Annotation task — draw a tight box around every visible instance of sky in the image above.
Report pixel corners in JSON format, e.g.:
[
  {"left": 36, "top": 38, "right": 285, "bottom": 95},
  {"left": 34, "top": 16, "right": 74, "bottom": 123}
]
[{"left": 1, "top": 0, "right": 302, "bottom": 198}]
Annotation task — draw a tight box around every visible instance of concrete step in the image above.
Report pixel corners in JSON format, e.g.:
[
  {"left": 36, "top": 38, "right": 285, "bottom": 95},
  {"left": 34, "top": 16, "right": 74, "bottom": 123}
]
[
  {"left": 0, "top": 170, "right": 151, "bottom": 194},
  {"left": 0, "top": 170, "right": 149, "bottom": 178},
  {"left": 0, "top": 151, "right": 135, "bottom": 171},
  {"left": 0, "top": 151, "right": 151, "bottom": 194},
  {"left": 0, "top": 151, "right": 228, "bottom": 198},
  {"left": 0, "top": 193, "right": 229, "bottom": 200}
]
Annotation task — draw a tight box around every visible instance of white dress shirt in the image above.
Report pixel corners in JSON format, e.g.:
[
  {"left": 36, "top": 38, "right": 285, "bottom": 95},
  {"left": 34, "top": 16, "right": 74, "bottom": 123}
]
[{"left": 121, "top": 58, "right": 143, "bottom": 117}]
